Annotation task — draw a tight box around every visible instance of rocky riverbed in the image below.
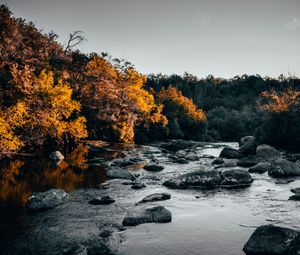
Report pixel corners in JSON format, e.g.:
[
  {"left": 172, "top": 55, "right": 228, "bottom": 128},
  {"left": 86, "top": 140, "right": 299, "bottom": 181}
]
[{"left": 0, "top": 140, "right": 300, "bottom": 254}]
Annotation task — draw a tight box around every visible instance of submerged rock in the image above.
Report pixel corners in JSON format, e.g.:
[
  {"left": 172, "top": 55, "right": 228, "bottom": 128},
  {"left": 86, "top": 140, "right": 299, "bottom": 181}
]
[
  {"left": 219, "top": 147, "right": 241, "bottom": 159},
  {"left": 131, "top": 183, "right": 146, "bottom": 189},
  {"left": 220, "top": 169, "right": 253, "bottom": 187},
  {"left": 185, "top": 153, "right": 199, "bottom": 161},
  {"left": 122, "top": 206, "right": 172, "bottom": 226},
  {"left": 106, "top": 167, "right": 136, "bottom": 180},
  {"left": 256, "top": 144, "right": 280, "bottom": 160},
  {"left": 248, "top": 162, "right": 271, "bottom": 173},
  {"left": 137, "top": 193, "right": 171, "bottom": 203},
  {"left": 160, "top": 140, "right": 196, "bottom": 152},
  {"left": 89, "top": 196, "right": 115, "bottom": 205},
  {"left": 212, "top": 158, "right": 224, "bottom": 165},
  {"left": 163, "top": 169, "right": 222, "bottom": 189},
  {"left": 243, "top": 225, "right": 299, "bottom": 255},
  {"left": 27, "top": 189, "right": 68, "bottom": 211},
  {"left": 143, "top": 164, "right": 164, "bottom": 172},
  {"left": 237, "top": 159, "right": 258, "bottom": 167},
  {"left": 268, "top": 159, "right": 300, "bottom": 177},
  {"left": 173, "top": 158, "right": 189, "bottom": 164}
]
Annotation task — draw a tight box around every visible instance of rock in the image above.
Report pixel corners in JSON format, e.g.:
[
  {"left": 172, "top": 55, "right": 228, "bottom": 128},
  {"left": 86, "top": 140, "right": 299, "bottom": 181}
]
[
  {"left": 236, "top": 159, "right": 258, "bottom": 167},
  {"left": 137, "top": 193, "right": 171, "bottom": 203},
  {"left": 243, "top": 225, "right": 299, "bottom": 255},
  {"left": 174, "top": 158, "right": 189, "bottom": 164},
  {"left": 212, "top": 158, "right": 225, "bottom": 165},
  {"left": 239, "top": 136, "right": 254, "bottom": 147},
  {"left": 214, "top": 160, "right": 237, "bottom": 169},
  {"left": 289, "top": 187, "right": 300, "bottom": 200},
  {"left": 87, "top": 241, "right": 114, "bottom": 255},
  {"left": 219, "top": 147, "right": 241, "bottom": 159},
  {"left": 49, "top": 151, "right": 64, "bottom": 166},
  {"left": 249, "top": 162, "right": 271, "bottom": 173},
  {"left": 122, "top": 206, "right": 172, "bottom": 226},
  {"left": 27, "top": 189, "right": 68, "bottom": 211},
  {"left": 284, "top": 153, "right": 300, "bottom": 162},
  {"left": 163, "top": 170, "right": 222, "bottom": 189},
  {"left": 185, "top": 153, "right": 199, "bottom": 161},
  {"left": 106, "top": 167, "right": 136, "bottom": 180},
  {"left": 160, "top": 140, "right": 196, "bottom": 152},
  {"left": 200, "top": 154, "right": 215, "bottom": 159},
  {"left": 89, "top": 196, "right": 115, "bottom": 205},
  {"left": 131, "top": 183, "right": 146, "bottom": 190},
  {"left": 288, "top": 233, "right": 300, "bottom": 254},
  {"left": 143, "top": 164, "right": 164, "bottom": 172},
  {"left": 268, "top": 159, "right": 300, "bottom": 177},
  {"left": 97, "top": 183, "right": 110, "bottom": 189},
  {"left": 239, "top": 136, "right": 257, "bottom": 156},
  {"left": 220, "top": 169, "right": 253, "bottom": 187},
  {"left": 175, "top": 150, "right": 187, "bottom": 158},
  {"left": 256, "top": 144, "right": 280, "bottom": 160}
]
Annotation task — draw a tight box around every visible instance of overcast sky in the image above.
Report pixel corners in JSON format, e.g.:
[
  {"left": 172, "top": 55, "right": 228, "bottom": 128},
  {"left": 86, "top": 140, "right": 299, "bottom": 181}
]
[{"left": 5, "top": 0, "right": 300, "bottom": 78}]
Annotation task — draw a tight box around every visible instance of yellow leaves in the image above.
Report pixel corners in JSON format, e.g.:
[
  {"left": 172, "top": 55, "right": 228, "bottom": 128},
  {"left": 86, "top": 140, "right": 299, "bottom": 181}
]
[
  {"left": 0, "top": 103, "right": 26, "bottom": 155},
  {"left": 158, "top": 87, "right": 206, "bottom": 122},
  {"left": 0, "top": 67, "right": 87, "bottom": 156},
  {"left": 261, "top": 88, "right": 300, "bottom": 113},
  {"left": 67, "top": 117, "right": 88, "bottom": 139}
]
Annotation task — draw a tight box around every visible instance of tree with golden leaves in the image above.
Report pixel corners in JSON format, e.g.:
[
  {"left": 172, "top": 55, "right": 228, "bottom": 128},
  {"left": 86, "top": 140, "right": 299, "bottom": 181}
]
[
  {"left": 81, "top": 54, "right": 167, "bottom": 143},
  {"left": 0, "top": 66, "right": 87, "bottom": 156},
  {"left": 157, "top": 87, "right": 206, "bottom": 140}
]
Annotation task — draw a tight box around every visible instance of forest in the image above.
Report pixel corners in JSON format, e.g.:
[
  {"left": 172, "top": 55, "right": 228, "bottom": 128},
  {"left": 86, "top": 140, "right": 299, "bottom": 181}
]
[{"left": 1, "top": 3, "right": 300, "bottom": 158}]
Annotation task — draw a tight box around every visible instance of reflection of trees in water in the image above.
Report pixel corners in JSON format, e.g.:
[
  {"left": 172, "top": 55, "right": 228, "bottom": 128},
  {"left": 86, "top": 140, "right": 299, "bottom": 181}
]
[{"left": 0, "top": 143, "right": 106, "bottom": 206}]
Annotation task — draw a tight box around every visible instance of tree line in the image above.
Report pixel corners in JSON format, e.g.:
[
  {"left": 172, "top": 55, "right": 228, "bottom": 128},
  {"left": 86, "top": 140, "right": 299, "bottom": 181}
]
[{"left": 1, "top": 4, "right": 300, "bottom": 158}]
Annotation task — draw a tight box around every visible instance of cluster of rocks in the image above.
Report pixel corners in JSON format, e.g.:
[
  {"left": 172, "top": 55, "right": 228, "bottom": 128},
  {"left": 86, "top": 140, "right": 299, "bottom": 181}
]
[
  {"left": 163, "top": 168, "right": 253, "bottom": 189},
  {"left": 217, "top": 136, "right": 300, "bottom": 178}
]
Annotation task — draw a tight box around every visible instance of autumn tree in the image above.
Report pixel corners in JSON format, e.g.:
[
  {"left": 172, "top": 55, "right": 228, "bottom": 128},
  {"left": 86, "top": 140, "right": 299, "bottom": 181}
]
[
  {"left": 81, "top": 54, "right": 167, "bottom": 143},
  {"left": 157, "top": 87, "right": 206, "bottom": 140},
  {"left": 257, "top": 87, "right": 300, "bottom": 150},
  {"left": 0, "top": 66, "right": 87, "bottom": 157}
]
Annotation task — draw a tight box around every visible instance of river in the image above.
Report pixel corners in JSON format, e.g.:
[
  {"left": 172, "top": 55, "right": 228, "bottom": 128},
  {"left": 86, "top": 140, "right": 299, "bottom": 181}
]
[{"left": 0, "top": 141, "right": 299, "bottom": 255}]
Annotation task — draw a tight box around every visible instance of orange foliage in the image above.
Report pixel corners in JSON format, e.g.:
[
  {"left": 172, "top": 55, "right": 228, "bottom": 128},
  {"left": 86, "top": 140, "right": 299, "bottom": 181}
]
[
  {"left": 81, "top": 55, "right": 167, "bottom": 142},
  {"left": 158, "top": 87, "right": 206, "bottom": 122},
  {"left": 261, "top": 88, "right": 300, "bottom": 113}
]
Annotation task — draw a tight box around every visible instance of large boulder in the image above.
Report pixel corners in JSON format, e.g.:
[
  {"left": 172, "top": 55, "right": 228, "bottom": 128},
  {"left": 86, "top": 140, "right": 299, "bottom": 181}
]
[
  {"left": 163, "top": 169, "right": 222, "bottom": 189},
  {"left": 219, "top": 147, "right": 241, "bottom": 159},
  {"left": 122, "top": 206, "right": 172, "bottom": 226},
  {"left": 106, "top": 167, "right": 136, "bottom": 180},
  {"left": 27, "top": 189, "right": 68, "bottom": 211},
  {"left": 256, "top": 144, "right": 280, "bottom": 160},
  {"left": 239, "top": 136, "right": 257, "bottom": 156},
  {"left": 185, "top": 153, "right": 199, "bottom": 161},
  {"left": 268, "top": 159, "right": 300, "bottom": 177},
  {"left": 220, "top": 169, "right": 253, "bottom": 187},
  {"left": 249, "top": 162, "right": 271, "bottom": 173},
  {"left": 243, "top": 225, "right": 299, "bottom": 255},
  {"left": 137, "top": 193, "right": 171, "bottom": 203}
]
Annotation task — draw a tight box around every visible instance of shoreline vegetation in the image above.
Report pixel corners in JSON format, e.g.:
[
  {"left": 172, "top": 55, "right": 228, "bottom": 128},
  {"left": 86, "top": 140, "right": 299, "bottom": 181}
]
[{"left": 1, "top": 3, "right": 300, "bottom": 160}]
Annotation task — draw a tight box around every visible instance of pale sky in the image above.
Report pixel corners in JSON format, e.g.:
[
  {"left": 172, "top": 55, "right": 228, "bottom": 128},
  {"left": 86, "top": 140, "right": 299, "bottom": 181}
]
[{"left": 5, "top": 0, "right": 300, "bottom": 78}]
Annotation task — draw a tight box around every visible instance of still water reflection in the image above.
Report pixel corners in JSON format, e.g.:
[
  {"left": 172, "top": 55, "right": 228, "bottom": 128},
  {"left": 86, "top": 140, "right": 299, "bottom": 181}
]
[{"left": 0, "top": 142, "right": 136, "bottom": 239}]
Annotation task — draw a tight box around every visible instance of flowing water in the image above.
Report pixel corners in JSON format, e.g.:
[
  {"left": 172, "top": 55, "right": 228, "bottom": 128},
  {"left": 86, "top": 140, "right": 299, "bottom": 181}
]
[{"left": 0, "top": 141, "right": 299, "bottom": 255}]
